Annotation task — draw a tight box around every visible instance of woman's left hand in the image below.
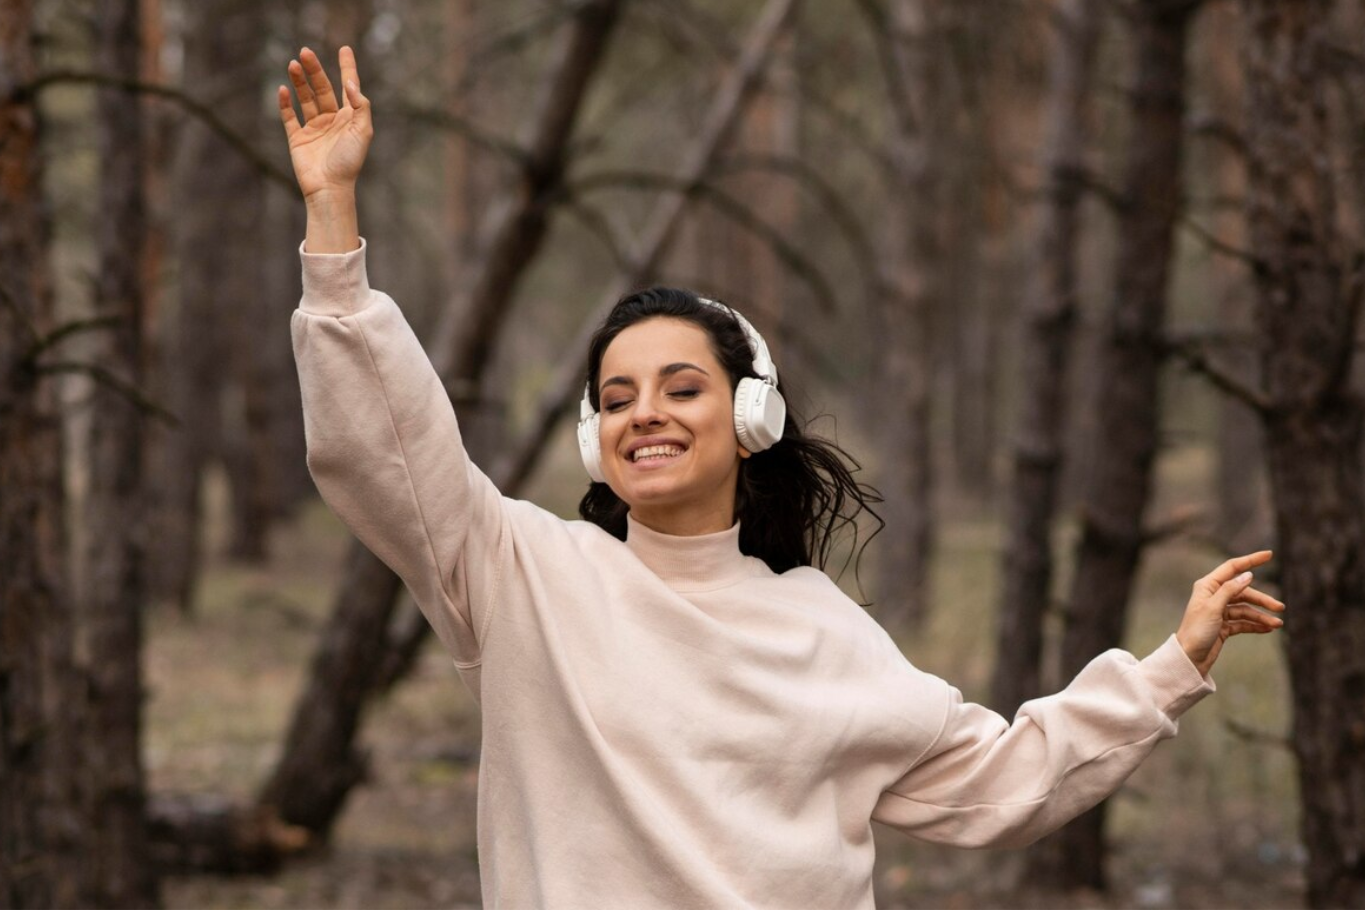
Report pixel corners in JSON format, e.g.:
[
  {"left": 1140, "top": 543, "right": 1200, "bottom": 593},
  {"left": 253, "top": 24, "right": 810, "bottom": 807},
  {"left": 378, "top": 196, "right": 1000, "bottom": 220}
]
[{"left": 1176, "top": 550, "right": 1285, "bottom": 677}]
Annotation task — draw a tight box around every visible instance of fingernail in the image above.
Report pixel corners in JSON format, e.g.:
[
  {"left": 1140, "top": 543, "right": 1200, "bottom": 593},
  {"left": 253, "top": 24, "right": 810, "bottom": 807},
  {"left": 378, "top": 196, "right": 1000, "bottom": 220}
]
[{"left": 1235, "top": 571, "right": 1253, "bottom": 585}]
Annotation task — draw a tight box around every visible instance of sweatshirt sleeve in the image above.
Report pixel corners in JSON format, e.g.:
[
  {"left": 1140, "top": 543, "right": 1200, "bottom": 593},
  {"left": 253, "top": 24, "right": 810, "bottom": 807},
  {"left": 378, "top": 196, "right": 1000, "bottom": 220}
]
[
  {"left": 290, "top": 240, "right": 505, "bottom": 668},
  {"left": 872, "top": 634, "right": 1213, "bottom": 848}
]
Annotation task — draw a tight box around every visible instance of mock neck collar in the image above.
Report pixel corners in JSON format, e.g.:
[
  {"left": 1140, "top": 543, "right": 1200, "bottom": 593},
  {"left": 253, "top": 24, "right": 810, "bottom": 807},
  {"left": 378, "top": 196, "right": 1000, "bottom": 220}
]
[{"left": 625, "top": 514, "right": 759, "bottom": 592}]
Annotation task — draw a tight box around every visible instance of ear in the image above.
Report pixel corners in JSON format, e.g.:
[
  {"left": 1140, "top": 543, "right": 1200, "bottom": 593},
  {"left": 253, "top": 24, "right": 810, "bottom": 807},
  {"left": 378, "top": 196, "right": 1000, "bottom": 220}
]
[{"left": 737, "top": 443, "right": 753, "bottom": 460}]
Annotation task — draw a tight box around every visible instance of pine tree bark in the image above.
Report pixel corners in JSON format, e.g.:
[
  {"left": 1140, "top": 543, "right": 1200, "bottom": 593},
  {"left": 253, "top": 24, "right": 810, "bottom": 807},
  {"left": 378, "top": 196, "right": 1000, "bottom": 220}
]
[
  {"left": 992, "top": 0, "right": 1101, "bottom": 717},
  {"left": 81, "top": 0, "right": 160, "bottom": 904},
  {"left": 1240, "top": 3, "right": 1365, "bottom": 906},
  {"left": 1021, "top": 0, "right": 1199, "bottom": 891},
  {"left": 0, "top": 3, "right": 86, "bottom": 904}
]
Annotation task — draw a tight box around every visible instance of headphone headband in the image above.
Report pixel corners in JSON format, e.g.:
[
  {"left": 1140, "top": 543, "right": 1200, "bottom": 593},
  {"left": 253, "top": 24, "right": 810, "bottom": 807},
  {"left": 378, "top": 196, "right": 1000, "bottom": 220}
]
[{"left": 696, "top": 297, "right": 779, "bottom": 390}]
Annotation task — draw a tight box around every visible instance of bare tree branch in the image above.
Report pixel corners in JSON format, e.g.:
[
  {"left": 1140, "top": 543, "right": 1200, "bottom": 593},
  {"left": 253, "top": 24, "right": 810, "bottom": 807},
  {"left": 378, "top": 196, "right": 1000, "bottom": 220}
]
[
  {"left": 851, "top": 0, "right": 919, "bottom": 138},
  {"left": 33, "top": 361, "right": 179, "bottom": 425},
  {"left": 1073, "top": 164, "right": 1130, "bottom": 213},
  {"left": 1187, "top": 113, "right": 1248, "bottom": 159},
  {"left": 561, "top": 197, "right": 634, "bottom": 274},
  {"left": 389, "top": 102, "right": 531, "bottom": 165},
  {"left": 16, "top": 71, "right": 295, "bottom": 189},
  {"left": 1141, "top": 505, "right": 1206, "bottom": 546},
  {"left": 1223, "top": 717, "right": 1292, "bottom": 750},
  {"left": 565, "top": 168, "right": 838, "bottom": 313},
  {"left": 1166, "top": 337, "right": 1273, "bottom": 413},
  {"left": 1180, "top": 215, "right": 1267, "bottom": 270},
  {"left": 715, "top": 152, "right": 883, "bottom": 303},
  {"left": 21, "top": 315, "right": 123, "bottom": 362}
]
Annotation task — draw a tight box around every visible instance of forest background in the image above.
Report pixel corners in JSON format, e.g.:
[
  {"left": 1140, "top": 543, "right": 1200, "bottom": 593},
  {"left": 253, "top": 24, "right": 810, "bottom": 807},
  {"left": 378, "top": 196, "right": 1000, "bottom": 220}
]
[{"left": 4, "top": 0, "right": 1365, "bottom": 907}]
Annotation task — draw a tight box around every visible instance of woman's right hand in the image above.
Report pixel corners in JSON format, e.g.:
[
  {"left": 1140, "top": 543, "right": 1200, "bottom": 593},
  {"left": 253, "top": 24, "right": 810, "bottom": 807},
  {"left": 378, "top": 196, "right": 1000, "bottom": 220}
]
[{"left": 277, "top": 46, "right": 372, "bottom": 203}]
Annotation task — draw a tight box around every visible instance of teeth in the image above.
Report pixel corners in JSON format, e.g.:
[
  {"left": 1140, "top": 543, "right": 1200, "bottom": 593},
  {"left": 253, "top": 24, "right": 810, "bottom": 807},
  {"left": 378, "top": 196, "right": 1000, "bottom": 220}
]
[{"left": 632, "top": 445, "right": 684, "bottom": 462}]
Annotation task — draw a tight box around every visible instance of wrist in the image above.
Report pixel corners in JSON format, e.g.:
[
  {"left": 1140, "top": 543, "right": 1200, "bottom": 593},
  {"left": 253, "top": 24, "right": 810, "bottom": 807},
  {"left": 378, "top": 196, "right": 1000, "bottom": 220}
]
[
  {"left": 304, "top": 185, "right": 357, "bottom": 211},
  {"left": 303, "top": 188, "right": 361, "bottom": 254}
]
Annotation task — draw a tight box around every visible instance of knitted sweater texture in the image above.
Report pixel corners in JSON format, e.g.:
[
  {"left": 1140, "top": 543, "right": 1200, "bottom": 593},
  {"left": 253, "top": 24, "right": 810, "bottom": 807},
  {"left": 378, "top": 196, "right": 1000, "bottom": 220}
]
[{"left": 292, "top": 242, "right": 1214, "bottom": 909}]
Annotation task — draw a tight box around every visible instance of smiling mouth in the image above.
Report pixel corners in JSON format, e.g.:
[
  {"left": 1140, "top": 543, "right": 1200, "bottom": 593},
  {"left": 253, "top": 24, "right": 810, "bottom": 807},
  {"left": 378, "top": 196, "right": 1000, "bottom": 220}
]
[{"left": 631, "top": 444, "right": 685, "bottom": 463}]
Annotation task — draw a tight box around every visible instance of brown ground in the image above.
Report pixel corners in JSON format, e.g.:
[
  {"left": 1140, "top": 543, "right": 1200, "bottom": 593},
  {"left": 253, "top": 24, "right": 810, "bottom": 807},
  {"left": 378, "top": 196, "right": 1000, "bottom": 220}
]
[{"left": 154, "top": 473, "right": 1306, "bottom": 909}]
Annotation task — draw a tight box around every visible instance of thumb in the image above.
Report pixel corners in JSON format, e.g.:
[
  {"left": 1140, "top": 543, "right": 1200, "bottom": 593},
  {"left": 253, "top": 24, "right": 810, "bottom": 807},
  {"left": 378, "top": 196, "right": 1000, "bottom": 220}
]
[
  {"left": 343, "top": 79, "right": 368, "bottom": 113},
  {"left": 1211, "top": 570, "right": 1255, "bottom": 611}
]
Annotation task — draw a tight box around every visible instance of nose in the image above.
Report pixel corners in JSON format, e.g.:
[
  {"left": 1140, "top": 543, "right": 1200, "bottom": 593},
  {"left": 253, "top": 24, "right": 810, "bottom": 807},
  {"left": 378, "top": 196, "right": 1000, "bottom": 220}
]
[{"left": 630, "top": 390, "right": 666, "bottom": 429}]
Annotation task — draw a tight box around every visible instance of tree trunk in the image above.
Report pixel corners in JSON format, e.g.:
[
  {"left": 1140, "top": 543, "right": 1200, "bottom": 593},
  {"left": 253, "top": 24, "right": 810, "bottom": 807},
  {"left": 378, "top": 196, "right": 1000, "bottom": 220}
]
[
  {"left": 149, "top": 0, "right": 269, "bottom": 611},
  {"left": 1240, "top": 3, "right": 1365, "bottom": 906},
  {"left": 992, "top": 0, "right": 1101, "bottom": 717},
  {"left": 258, "top": 0, "right": 626, "bottom": 840},
  {"left": 0, "top": 3, "right": 86, "bottom": 904},
  {"left": 1022, "top": 0, "right": 1197, "bottom": 891},
  {"left": 443, "top": 0, "right": 478, "bottom": 289},
  {"left": 80, "top": 0, "right": 159, "bottom": 904},
  {"left": 871, "top": 0, "right": 943, "bottom": 630},
  {"left": 211, "top": 0, "right": 272, "bottom": 562},
  {"left": 255, "top": 543, "right": 403, "bottom": 833},
  {"left": 1195, "top": 1, "right": 1268, "bottom": 555}
]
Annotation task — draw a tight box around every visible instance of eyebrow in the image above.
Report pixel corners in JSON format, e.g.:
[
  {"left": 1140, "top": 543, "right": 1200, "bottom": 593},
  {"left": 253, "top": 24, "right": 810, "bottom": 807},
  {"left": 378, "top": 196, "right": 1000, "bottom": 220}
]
[{"left": 600, "top": 362, "right": 710, "bottom": 391}]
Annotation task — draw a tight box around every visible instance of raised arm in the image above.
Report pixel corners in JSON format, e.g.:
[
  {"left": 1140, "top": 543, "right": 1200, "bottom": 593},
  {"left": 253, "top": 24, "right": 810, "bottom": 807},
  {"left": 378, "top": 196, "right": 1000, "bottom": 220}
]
[
  {"left": 281, "top": 47, "right": 510, "bottom": 670},
  {"left": 278, "top": 46, "right": 371, "bottom": 253}
]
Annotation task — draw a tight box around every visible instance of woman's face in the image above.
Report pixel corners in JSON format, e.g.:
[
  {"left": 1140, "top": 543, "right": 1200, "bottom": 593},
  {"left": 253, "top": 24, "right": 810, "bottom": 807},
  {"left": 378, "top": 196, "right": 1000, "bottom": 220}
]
[{"left": 596, "top": 316, "right": 747, "bottom": 536}]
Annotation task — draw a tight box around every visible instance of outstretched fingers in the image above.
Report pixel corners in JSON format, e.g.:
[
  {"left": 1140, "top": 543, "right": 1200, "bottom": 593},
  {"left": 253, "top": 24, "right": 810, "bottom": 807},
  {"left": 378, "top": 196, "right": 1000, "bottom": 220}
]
[
  {"left": 338, "top": 45, "right": 362, "bottom": 107},
  {"left": 1232, "top": 583, "right": 1285, "bottom": 615},
  {"left": 1197, "top": 550, "right": 1274, "bottom": 596},
  {"left": 299, "top": 47, "right": 340, "bottom": 114},
  {"left": 277, "top": 84, "right": 300, "bottom": 136}
]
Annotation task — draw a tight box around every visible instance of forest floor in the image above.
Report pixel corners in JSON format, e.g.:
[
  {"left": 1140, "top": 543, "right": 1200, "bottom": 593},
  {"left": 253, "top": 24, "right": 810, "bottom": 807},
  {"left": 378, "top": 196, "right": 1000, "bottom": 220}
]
[{"left": 153, "top": 467, "right": 1307, "bottom": 910}]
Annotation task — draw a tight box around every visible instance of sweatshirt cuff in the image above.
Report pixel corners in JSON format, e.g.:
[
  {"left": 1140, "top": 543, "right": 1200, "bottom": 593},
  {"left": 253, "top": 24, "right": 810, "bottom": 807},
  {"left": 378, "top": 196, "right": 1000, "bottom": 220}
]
[
  {"left": 299, "top": 237, "right": 372, "bottom": 317},
  {"left": 1138, "top": 634, "right": 1215, "bottom": 720}
]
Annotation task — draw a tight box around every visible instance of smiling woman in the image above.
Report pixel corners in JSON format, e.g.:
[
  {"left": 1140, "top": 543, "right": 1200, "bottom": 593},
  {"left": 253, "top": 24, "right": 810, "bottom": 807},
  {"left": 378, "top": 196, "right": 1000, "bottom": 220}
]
[
  {"left": 281, "top": 44, "right": 1286, "bottom": 910},
  {"left": 577, "top": 287, "right": 880, "bottom": 570}
]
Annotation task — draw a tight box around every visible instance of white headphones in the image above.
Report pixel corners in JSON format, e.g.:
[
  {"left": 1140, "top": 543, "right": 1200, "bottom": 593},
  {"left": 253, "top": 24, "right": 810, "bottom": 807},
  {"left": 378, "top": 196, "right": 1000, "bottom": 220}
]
[{"left": 577, "top": 298, "right": 787, "bottom": 483}]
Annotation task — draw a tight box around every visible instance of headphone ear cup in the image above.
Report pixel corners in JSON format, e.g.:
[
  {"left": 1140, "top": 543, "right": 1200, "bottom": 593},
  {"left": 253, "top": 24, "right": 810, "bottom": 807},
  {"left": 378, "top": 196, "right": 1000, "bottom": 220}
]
[
  {"left": 733, "top": 378, "right": 786, "bottom": 453},
  {"left": 577, "top": 411, "right": 605, "bottom": 483}
]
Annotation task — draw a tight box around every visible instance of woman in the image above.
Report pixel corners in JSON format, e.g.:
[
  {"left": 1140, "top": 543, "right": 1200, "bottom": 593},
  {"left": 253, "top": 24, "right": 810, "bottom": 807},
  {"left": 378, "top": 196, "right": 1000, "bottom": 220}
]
[{"left": 280, "top": 47, "right": 1285, "bottom": 909}]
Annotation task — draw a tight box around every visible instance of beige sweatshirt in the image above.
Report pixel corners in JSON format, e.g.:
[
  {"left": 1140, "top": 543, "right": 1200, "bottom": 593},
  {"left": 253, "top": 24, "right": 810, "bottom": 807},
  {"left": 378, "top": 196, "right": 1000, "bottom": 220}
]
[{"left": 292, "top": 242, "right": 1214, "bottom": 909}]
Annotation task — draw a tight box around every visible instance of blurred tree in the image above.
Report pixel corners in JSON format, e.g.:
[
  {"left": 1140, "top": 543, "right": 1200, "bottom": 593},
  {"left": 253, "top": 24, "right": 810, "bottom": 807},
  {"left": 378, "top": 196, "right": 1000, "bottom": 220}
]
[
  {"left": 0, "top": 1, "right": 87, "bottom": 905},
  {"left": 149, "top": 0, "right": 279, "bottom": 614},
  {"left": 1238, "top": 2, "right": 1365, "bottom": 905},
  {"left": 939, "top": 1, "right": 1016, "bottom": 501},
  {"left": 861, "top": 0, "right": 944, "bottom": 628},
  {"left": 992, "top": 0, "right": 1102, "bottom": 718},
  {"left": 81, "top": 0, "right": 160, "bottom": 903},
  {"left": 444, "top": 0, "right": 479, "bottom": 287},
  {"left": 1022, "top": 0, "right": 1200, "bottom": 892},
  {"left": 149, "top": 0, "right": 251, "bottom": 608},
  {"left": 1192, "top": 3, "right": 1269, "bottom": 555}
]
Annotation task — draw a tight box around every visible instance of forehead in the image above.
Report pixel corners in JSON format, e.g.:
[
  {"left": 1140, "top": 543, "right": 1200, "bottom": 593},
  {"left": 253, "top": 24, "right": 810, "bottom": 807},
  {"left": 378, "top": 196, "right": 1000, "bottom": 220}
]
[{"left": 600, "top": 317, "right": 721, "bottom": 376}]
